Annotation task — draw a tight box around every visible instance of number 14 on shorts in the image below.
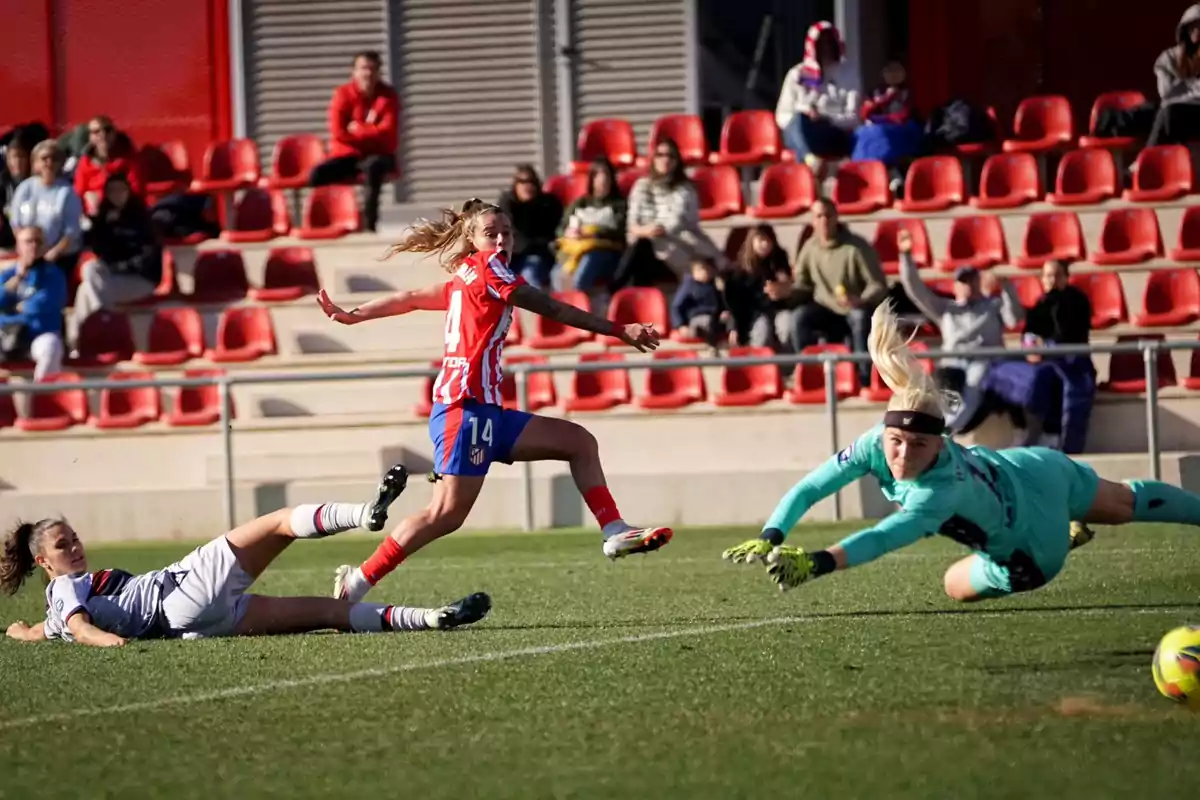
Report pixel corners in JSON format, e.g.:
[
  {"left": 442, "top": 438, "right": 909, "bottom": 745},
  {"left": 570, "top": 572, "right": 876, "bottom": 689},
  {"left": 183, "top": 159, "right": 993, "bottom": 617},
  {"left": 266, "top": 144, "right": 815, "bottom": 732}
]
[{"left": 467, "top": 416, "right": 492, "bottom": 466}]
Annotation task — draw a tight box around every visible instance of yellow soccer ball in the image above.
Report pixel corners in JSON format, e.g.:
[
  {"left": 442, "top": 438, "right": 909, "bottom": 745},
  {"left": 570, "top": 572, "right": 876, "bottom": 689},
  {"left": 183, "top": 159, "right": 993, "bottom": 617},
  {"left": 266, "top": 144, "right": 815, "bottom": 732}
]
[{"left": 1152, "top": 626, "right": 1200, "bottom": 709}]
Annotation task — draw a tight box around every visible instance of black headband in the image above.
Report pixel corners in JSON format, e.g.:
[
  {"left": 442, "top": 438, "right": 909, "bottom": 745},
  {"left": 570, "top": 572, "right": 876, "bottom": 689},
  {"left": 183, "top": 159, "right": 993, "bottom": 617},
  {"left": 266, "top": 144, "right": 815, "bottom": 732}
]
[{"left": 883, "top": 410, "right": 945, "bottom": 435}]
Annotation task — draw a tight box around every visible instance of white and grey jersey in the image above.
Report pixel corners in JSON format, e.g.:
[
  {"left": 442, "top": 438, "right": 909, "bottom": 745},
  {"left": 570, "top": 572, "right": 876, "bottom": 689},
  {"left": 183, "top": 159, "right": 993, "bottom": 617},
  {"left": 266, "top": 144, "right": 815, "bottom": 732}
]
[{"left": 43, "top": 568, "right": 170, "bottom": 642}]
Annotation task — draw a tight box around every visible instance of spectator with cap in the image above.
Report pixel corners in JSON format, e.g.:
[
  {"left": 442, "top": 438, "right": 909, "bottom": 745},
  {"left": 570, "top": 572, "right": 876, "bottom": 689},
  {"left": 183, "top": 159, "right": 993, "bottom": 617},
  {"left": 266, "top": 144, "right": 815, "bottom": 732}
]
[
  {"left": 309, "top": 50, "right": 400, "bottom": 233},
  {"left": 9, "top": 140, "right": 84, "bottom": 277},
  {"left": 897, "top": 229, "right": 1023, "bottom": 432}
]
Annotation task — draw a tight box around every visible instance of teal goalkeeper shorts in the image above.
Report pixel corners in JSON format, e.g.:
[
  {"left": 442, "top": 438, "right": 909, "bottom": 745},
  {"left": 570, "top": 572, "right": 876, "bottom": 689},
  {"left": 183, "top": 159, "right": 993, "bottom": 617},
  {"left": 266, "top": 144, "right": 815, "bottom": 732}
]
[{"left": 968, "top": 447, "right": 1100, "bottom": 598}]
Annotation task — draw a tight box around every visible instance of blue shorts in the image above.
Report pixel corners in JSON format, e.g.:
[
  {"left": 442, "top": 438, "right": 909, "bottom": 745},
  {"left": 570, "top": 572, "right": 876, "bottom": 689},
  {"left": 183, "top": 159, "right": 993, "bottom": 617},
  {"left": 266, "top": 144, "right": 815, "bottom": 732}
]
[
  {"left": 429, "top": 400, "right": 532, "bottom": 477},
  {"left": 968, "top": 447, "right": 1100, "bottom": 598}
]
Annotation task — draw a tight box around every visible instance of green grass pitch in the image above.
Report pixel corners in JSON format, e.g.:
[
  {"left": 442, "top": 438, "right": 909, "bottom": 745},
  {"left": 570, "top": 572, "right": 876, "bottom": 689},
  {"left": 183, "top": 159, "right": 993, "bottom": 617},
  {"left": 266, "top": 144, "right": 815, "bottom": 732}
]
[{"left": 2, "top": 522, "right": 1199, "bottom": 798}]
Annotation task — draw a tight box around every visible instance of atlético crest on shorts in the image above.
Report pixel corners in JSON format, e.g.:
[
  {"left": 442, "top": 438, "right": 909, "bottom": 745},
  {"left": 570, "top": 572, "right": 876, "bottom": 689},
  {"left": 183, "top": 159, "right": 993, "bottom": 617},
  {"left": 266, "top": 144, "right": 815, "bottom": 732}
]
[{"left": 469, "top": 446, "right": 486, "bottom": 466}]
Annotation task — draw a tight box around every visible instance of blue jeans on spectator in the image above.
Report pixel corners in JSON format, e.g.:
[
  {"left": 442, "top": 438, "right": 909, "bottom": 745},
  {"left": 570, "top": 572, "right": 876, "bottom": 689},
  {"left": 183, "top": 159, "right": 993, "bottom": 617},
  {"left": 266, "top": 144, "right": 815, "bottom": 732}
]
[
  {"left": 782, "top": 115, "right": 854, "bottom": 163},
  {"left": 570, "top": 249, "right": 621, "bottom": 292},
  {"left": 514, "top": 253, "right": 552, "bottom": 290}
]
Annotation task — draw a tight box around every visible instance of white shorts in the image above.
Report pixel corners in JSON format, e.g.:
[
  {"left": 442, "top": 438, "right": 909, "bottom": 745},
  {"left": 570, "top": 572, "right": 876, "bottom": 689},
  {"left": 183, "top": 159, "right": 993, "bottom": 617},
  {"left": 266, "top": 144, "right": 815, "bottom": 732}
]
[{"left": 160, "top": 536, "right": 255, "bottom": 639}]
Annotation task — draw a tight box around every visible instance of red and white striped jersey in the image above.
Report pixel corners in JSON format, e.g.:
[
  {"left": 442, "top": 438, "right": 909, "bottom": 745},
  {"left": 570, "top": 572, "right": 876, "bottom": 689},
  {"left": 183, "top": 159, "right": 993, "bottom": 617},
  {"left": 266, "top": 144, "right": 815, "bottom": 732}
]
[{"left": 431, "top": 249, "right": 525, "bottom": 406}]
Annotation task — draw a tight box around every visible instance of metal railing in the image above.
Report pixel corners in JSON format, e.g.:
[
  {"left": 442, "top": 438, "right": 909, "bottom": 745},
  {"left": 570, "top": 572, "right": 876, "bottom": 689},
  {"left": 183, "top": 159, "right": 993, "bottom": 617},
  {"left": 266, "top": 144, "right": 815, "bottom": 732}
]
[{"left": 1, "top": 338, "right": 1191, "bottom": 532}]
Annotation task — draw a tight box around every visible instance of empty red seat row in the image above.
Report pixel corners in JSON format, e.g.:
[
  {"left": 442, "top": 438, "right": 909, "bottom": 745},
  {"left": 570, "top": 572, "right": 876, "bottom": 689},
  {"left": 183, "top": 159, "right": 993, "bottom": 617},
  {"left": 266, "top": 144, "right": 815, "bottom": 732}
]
[
  {"left": 219, "top": 187, "right": 360, "bottom": 242},
  {"left": 0, "top": 369, "right": 233, "bottom": 432},
  {"left": 63, "top": 305, "right": 276, "bottom": 369},
  {"left": 148, "top": 246, "right": 319, "bottom": 305}
]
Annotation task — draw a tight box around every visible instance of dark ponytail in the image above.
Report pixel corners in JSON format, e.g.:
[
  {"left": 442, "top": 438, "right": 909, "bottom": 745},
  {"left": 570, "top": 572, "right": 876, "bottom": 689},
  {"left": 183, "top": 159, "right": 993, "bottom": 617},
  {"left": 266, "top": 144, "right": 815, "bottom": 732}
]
[{"left": 0, "top": 519, "right": 57, "bottom": 595}]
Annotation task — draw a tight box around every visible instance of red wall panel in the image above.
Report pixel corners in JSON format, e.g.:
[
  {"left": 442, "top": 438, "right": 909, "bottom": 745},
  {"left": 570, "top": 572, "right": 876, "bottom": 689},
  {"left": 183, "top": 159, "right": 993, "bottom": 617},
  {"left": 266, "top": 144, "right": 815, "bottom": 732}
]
[
  {"left": 0, "top": 0, "right": 54, "bottom": 128},
  {"left": 58, "top": 0, "right": 221, "bottom": 163}
]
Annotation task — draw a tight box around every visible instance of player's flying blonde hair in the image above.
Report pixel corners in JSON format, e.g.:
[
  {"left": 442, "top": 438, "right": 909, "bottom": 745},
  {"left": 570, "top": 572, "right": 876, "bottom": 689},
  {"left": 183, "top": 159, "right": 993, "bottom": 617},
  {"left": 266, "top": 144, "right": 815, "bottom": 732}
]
[
  {"left": 867, "top": 300, "right": 959, "bottom": 420},
  {"left": 383, "top": 198, "right": 502, "bottom": 272}
]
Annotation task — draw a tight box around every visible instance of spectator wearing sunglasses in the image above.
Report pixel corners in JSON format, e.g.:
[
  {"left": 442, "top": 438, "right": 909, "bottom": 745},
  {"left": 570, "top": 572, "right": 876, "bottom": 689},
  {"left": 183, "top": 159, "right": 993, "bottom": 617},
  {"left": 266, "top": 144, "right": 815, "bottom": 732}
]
[{"left": 497, "top": 164, "right": 564, "bottom": 289}]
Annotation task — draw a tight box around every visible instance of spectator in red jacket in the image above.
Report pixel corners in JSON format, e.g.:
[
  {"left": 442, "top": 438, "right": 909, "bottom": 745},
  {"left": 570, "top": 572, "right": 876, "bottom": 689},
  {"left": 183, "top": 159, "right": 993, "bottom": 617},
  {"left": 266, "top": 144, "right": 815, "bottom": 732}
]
[
  {"left": 72, "top": 117, "right": 144, "bottom": 212},
  {"left": 309, "top": 50, "right": 400, "bottom": 232}
]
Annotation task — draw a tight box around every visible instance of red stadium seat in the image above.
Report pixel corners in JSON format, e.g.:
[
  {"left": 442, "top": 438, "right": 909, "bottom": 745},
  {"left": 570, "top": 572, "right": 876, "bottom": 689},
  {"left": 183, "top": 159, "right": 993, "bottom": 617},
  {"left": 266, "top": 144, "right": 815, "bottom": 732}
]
[
  {"left": 544, "top": 173, "right": 589, "bottom": 206},
  {"left": 191, "top": 139, "right": 260, "bottom": 193},
  {"left": 500, "top": 355, "right": 557, "bottom": 412},
  {"left": 564, "top": 352, "right": 632, "bottom": 412},
  {"left": 124, "top": 248, "right": 178, "bottom": 306},
  {"left": 1010, "top": 274, "right": 1045, "bottom": 312},
  {"left": 693, "top": 165, "right": 743, "bottom": 220},
  {"left": 1002, "top": 95, "right": 1074, "bottom": 154},
  {"left": 895, "top": 156, "right": 964, "bottom": 212},
  {"left": 1014, "top": 212, "right": 1085, "bottom": 269},
  {"left": 16, "top": 373, "right": 89, "bottom": 432},
  {"left": 711, "top": 110, "right": 782, "bottom": 167},
  {"left": 971, "top": 153, "right": 1041, "bottom": 210},
  {"left": 832, "top": 160, "right": 891, "bottom": 214},
  {"left": 266, "top": 134, "right": 326, "bottom": 190},
  {"left": 191, "top": 249, "right": 249, "bottom": 302},
  {"left": 938, "top": 215, "right": 1008, "bottom": 271},
  {"left": 527, "top": 290, "right": 594, "bottom": 349},
  {"left": 140, "top": 140, "right": 192, "bottom": 196},
  {"left": 95, "top": 371, "right": 161, "bottom": 430},
  {"left": 749, "top": 163, "right": 816, "bottom": 218},
  {"left": 712, "top": 346, "right": 781, "bottom": 407},
  {"left": 1102, "top": 335, "right": 1175, "bottom": 393},
  {"left": 1133, "top": 268, "right": 1200, "bottom": 327},
  {"left": 221, "top": 189, "right": 291, "bottom": 243},
  {"left": 862, "top": 342, "right": 931, "bottom": 402},
  {"left": 616, "top": 169, "right": 646, "bottom": 197},
  {"left": 206, "top": 306, "right": 276, "bottom": 363},
  {"left": 1124, "top": 145, "right": 1193, "bottom": 203},
  {"left": 573, "top": 119, "right": 637, "bottom": 173},
  {"left": 412, "top": 360, "right": 441, "bottom": 417},
  {"left": 787, "top": 344, "right": 860, "bottom": 404},
  {"left": 873, "top": 218, "right": 932, "bottom": 275},
  {"left": 1091, "top": 208, "right": 1163, "bottom": 266},
  {"left": 248, "top": 247, "right": 320, "bottom": 302},
  {"left": 637, "top": 350, "right": 706, "bottom": 409},
  {"left": 1171, "top": 206, "right": 1200, "bottom": 263},
  {"left": 167, "top": 369, "right": 229, "bottom": 427},
  {"left": 1046, "top": 148, "right": 1118, "bottom": 206},
  {"left": 135, "top": 306, "right": 206, "bottom": 366},
  {"left": 1069, "top": 272, "right": 1128, "bottom": 329},
  {"left": 0, "top": 377, "right": 14, "bottom": 429},
  {"left": 1079, "top": 91, "right": 1148, "bottom": 150},
  {"left": 70, "top": 310, "right": 135, "bottom": 367},
  {"left": 296, "top": 186, "right": 361, "bottom": 239},
  {"left": 645, "top": 114, "right": 709, "bottom": 167},
  {"left": 604, "top": 288, "right": 670, "bottom": 347}
]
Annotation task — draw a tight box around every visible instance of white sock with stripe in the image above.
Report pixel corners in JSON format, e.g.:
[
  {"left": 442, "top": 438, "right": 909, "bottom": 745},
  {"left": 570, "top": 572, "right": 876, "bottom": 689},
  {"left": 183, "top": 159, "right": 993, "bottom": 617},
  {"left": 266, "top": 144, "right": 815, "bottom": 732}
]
[
  {"left": 347, "top": 603, "right": 435, "bottom": 632},
  {"left": 289, "top": 503, "right": 369, "bottom": 539}
]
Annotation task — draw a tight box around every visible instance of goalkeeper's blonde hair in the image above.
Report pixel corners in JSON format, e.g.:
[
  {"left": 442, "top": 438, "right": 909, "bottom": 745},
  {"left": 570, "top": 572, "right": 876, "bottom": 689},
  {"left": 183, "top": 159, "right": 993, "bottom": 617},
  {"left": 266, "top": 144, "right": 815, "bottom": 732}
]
[{"left": 867, "top": 301, "right": 959, "bottom": 419}]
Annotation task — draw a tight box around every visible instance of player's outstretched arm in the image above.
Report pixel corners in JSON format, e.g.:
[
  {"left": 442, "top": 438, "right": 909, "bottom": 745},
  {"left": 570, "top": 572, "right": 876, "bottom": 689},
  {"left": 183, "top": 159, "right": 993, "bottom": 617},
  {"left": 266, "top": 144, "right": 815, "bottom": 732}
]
[
  {"left": 317, "top": 283, "right": 449, "bottom": 325},
  {"left": 5, "top": 621, "right": 46, "bottom": 642},
  {"left": 507, "top": 284, "right": 661, "bottom": 352},
  {"left": 65, "top": 612, "right": 127, "bottom": 648}
]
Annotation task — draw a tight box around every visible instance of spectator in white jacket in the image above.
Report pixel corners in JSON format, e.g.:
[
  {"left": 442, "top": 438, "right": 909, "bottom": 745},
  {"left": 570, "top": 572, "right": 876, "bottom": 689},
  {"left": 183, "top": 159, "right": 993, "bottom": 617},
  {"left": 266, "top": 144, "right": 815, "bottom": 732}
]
[{"left": 775, "top": 21, "right": 860, "bottom": 170}]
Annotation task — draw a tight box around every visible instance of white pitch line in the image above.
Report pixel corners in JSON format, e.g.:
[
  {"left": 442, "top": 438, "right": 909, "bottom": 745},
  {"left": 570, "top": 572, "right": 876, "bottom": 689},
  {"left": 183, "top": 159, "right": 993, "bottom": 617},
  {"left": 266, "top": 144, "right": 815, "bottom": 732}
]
[{"left": 0, "top": 603, "right": 1184, "bottom": 732}]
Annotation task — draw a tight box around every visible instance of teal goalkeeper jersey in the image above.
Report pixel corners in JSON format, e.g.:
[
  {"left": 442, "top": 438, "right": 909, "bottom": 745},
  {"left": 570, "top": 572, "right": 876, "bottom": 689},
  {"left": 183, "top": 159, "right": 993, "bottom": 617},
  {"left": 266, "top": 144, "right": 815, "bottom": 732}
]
[{"left": 765, "top": 424, "right": 1034, "bottom": 568}]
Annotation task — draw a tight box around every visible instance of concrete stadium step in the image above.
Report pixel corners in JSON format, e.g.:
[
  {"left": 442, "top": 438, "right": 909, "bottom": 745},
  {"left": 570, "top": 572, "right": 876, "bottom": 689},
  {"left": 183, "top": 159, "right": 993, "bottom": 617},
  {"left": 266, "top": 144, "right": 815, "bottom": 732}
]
[{"left": 201, "top": 447, "right": 405, "bottom": 485}]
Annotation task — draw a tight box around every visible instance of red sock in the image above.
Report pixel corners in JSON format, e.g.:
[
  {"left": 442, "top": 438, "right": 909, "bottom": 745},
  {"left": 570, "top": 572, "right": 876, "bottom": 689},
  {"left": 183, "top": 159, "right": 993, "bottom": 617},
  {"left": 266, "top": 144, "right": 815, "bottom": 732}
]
[
  {"left": 361, "top": 537, "right": 407, "bottom": 585},
  {"left": 583, "top": 486, "right": 622, "bottom": 529}
]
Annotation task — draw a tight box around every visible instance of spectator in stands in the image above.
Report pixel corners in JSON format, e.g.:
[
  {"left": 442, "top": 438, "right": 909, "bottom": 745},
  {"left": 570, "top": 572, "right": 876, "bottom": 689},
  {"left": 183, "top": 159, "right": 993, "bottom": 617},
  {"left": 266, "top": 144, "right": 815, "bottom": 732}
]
[
  {"left": 72, "top": 116, "right": 144, "bottom": 212},
  {"left": 852, "top": 60, "right": 924, "bottom": 193},
  {"left": 497, "top": 164, "right": 563, "bottom": 290},
  {"left": 781, "top": 199, "right": 885, "bottom": 381},
  {"left": 618, "top": 138, "right": 726, "bottom": 288},
  {"left": 980, "top": 259, "right": 1095, "bottom": 453},
  {"left": 9, "top": 141, "right": 84, "bottom": 277},
  {"left": 775, "top": 21, "right": 860, "bottom": 172},
  {"left": 725, "top": 223, "right": 790, "bottom": 347},
  {"left": 1149, "top": 4, "right": 1200, "bottom": 147},
  {"left": 553, "top": 157, "right": 626, "bottom": 294},
  {"left": 309, "top": 50, "right": 400, "bottom": 233},
  {"left": 70, "top": 174, "right": 162, "bottom": 344},
  {"left": 0, "top": 226, "right": 66, "bottom": 381},
  {"left": 671, "top": 258, "right": 733, "bottom": 350},
  {"left": 897, "top": 230, "right": 1023, "bottom": 432},
  {"left": 1, "top": 142, "right": 31, "bottom": 250}
]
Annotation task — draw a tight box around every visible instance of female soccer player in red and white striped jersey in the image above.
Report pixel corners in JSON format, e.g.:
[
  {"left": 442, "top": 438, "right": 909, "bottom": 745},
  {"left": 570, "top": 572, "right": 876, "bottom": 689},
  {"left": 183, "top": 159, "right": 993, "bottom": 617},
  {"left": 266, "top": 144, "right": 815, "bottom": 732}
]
[{"left": 317, "top": 199, "right": 673, "bottom": 603}]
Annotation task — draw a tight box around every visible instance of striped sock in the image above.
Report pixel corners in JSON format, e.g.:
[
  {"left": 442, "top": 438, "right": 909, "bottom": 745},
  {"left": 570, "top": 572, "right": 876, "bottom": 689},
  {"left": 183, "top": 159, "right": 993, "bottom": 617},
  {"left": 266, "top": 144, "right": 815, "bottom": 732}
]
[
  {"left": 388, "top": 605, "right": 435, "bottom": 631},
  {"left": 289, "top": 503, "right": 369, "bottom": 539}
]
